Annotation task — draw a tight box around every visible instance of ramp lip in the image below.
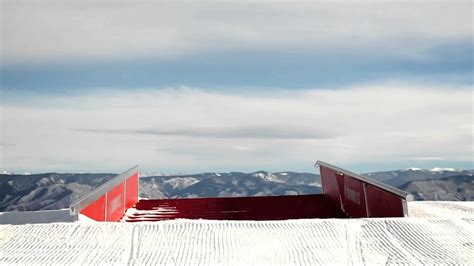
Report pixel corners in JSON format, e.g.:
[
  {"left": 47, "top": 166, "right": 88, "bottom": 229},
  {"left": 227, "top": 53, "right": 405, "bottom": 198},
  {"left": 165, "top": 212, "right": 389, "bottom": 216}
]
[
  {"left": 70, "top": 165, "right": 140, "bottom": 215},
  {"left": 315, "top": 160, "right": 409, "bottom": 199}
]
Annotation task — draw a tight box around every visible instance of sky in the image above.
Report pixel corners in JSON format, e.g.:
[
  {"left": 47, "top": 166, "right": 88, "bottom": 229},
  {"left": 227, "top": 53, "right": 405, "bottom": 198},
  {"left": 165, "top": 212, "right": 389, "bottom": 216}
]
[{"left": 0, "top": 0, "right": 472, "bottom": 174}]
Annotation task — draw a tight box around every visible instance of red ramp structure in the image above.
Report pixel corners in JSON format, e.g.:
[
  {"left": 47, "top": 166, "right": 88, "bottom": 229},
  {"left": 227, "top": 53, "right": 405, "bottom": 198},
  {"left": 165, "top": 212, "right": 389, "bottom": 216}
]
[
  {"left": 70, "top": 161, "right": 410, "bottom": 222},
  {"left": 70, "top": 165, "right": 139, "bottom": 222},
  {"left": 317, "top": 161, "right": 409, "bottom": 218}
]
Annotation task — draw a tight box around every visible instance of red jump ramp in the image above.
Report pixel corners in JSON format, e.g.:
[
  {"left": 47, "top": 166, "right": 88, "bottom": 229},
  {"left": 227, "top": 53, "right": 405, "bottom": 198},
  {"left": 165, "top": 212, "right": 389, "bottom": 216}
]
[{"left": 70, "top": 161, "right": 409, "bottom": 222}]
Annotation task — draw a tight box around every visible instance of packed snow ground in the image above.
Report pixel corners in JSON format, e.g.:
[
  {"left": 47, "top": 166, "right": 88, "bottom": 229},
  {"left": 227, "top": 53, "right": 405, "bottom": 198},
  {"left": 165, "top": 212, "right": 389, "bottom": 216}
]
[
  {"left": 0, "top": 201, "right": 473, "bottom": 265},
  {"left": 408, "top": 201, "right": 474, "bottom": 218},
  {"left": 1, "top": 218, "right": 473, "bottom": 265}
]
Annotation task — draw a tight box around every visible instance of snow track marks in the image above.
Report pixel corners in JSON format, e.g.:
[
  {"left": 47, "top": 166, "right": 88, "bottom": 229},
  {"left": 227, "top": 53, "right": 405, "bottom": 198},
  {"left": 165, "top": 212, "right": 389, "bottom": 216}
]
[{"left": 0, "top": 218, "right": 473, "bottom": 265}]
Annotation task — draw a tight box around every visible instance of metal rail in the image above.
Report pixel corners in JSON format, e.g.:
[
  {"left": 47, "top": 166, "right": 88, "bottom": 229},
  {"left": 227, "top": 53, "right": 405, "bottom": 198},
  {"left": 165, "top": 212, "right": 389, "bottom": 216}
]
[
  {"left": 70, "top": 165, "right": 140, "bottom": 215},
  {"left": 315, "top": 160, "right": 409, "bottom": 199}
]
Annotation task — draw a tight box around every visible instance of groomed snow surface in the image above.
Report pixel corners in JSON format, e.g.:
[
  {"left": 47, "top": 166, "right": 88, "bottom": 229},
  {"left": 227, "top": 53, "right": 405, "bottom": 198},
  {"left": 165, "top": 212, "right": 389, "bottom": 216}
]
[{"left": 0, "top": 202, "right": 473, "bottom": 265}]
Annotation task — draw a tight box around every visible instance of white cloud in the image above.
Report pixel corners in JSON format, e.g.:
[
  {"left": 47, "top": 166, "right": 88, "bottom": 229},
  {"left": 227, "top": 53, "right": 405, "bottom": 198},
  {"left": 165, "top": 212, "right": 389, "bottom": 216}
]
[
  {"left": 1, "top": 1, "right": 471, "bottom": 64},
  {"left": 0, "top": 84, "right": 471, "bottom": 172}
]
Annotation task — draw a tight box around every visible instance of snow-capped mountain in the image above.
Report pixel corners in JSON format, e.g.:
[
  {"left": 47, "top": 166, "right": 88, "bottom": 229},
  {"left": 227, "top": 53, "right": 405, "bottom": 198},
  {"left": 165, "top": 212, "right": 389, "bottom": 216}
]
[
  {"left": 363, "top": 168, "right": 474, "bottom": 187},
  {"left": 139, "top": 171, "right": 321, "bottom": 199},
  {"left": 173, "top": 172, "right": 321, "bottom": 198},
  {"left": 0, "top": 173, "right": 116, "bottom": 211},
  {"left": 399, "top": 175, "right": 474, "bottom": 201}
]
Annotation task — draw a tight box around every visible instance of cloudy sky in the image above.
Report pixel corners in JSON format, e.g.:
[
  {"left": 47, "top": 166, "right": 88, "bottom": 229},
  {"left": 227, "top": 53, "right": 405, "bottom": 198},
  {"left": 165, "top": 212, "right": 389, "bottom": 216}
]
[{"left": 0, "top": 0, "right": 472, "bottom": 174}]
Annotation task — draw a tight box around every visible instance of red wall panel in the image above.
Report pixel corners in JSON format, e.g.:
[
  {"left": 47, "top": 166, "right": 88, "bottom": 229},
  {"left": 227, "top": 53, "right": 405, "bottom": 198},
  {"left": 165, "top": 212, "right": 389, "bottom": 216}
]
[
  {"left": 125, "top": 173, "right": 139, "bottom": 209},
  {"left": 319, "top": 164, "right": 406, "bottom": 218},
  {"left": 365, "top": 184, "right": 405, "bottom": 217},
  {"left": 342, "top": 175, "right": 367, "bottom": 218},
  {"left": 80, "top": 195, "right": 106, "bottom": 221},
  {"left": 106, "top": 183, "right": 125, "bottom": 222},
  {"left": 130, "top": 195, "right": 347, "bottom": 221}
]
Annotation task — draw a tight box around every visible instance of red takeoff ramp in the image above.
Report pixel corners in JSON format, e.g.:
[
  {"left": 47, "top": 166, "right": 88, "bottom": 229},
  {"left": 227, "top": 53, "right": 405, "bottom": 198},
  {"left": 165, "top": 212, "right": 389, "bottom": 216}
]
[{"left": 70, "top": 161, "right": 410, "bottom": 222}]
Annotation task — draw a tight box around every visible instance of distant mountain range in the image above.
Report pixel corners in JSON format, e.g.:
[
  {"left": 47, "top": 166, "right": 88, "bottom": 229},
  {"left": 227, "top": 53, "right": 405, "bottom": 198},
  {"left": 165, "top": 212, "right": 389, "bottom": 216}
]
[
  {"left": 364, "top": 168, "right": 474, "bottom": 187},
  {"left": 0, "top": 173, "right": 116, "bottom": 212},
  {"left": 398, "top": 175, "right": 474, "bottom": 201},
  {"left": 0, "top": 168, "right": 472, "bottom": 212},
  {"left": 364, "top": 168, "right": 474, "bottom": 201},
  {"left": 140, "top": 171, "right": 321, "bottom": 199}
]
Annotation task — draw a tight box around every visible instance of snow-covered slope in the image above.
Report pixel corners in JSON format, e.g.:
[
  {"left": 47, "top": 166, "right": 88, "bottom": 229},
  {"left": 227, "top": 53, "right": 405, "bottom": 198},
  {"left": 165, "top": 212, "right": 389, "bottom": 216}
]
[
  {"left": 1, "top": 218, "right": 472, "bottom": 265},
  {"left": 408, "top": 201, "right": 474, "bottom": 218},
  {"left": 0, "top": 202, "right": 473, "bottom": 265}
]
